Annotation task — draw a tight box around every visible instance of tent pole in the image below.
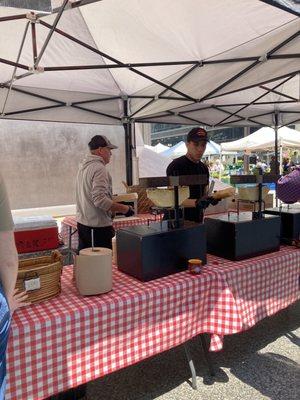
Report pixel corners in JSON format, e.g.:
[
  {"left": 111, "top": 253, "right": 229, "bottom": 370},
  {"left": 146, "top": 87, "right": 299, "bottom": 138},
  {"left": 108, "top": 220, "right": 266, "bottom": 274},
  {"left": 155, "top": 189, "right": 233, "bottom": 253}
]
[
  {"left": 279, "top": 139, "right": 283, "bottom": 175},
  {"left": 243, "top": 127, "right": 250, "bottom": 174},
  {"left": 1, "top": 21, "right": 30, "bottom": 116},
  {"left": 274, "top": 113, "right": 279, "bottom": 175},
  {"left": 123, "top": 99, "right": 133, "bottom": 186},
  {"left": 34, "top": 0, "right": 69, "bottom": 67},
  {"left": 274, "top": 112, "right": 279, "bottom": 207}
]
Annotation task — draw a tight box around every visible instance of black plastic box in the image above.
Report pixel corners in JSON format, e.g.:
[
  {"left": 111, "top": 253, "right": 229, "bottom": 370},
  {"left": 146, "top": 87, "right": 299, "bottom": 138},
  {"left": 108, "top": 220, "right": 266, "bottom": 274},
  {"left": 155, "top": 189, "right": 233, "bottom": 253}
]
[
  {"left": 116, "top": 221, "right": 206, "bottom": 281},
  {"left": 204, "top": 212, "right": 281, "bottom": 260},
  {"left": 264, "top": 206, "right": 300, "bottom": 243}
]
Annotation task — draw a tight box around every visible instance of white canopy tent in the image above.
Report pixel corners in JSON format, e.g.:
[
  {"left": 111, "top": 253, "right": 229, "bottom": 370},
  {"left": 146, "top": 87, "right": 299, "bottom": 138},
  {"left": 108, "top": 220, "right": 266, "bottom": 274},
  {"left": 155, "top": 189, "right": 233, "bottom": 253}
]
[
  {"left": 144, "top": 143, "right": 169, "bottom": 153},
  {"left": 0, "top": 0, "right": 299, "bottom": 182},
  {"left": 161, "top": 140, "right": 221, "bottom": 159},
  {"left": 135, "top": 146, "right": 172, "bottom": 178},
  {"left": 134, "top": 123, "right": 171, "bottom": 178},
  {"left": 153, "top": 143, "right": 169, "bottom": 153},
  {"left": 221, "top": 126, "right": 300, "bottom": 151},
  {"left": 0, "top": 0, "right": 298, "bottom": 126},
  {"left": 221, "top": 126, "right": 300, "bottom": 174}
]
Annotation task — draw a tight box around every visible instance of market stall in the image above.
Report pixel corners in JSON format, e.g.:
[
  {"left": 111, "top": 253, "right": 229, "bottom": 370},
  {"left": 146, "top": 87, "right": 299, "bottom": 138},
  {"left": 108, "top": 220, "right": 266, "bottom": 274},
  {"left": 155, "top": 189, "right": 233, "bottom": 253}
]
[{"left": 0, "top": 1, "right": 299, "bottom": 399}]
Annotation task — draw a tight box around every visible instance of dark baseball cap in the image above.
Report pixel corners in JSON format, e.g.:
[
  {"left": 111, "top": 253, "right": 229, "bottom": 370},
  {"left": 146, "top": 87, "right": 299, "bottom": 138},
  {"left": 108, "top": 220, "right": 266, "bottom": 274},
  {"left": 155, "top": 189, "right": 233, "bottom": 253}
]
[
  {"left": 88, "top": 135, "right": 118, "bottom": 150},
  {"left": 186, "top": 127, "right": 209, "bottom": 143}
]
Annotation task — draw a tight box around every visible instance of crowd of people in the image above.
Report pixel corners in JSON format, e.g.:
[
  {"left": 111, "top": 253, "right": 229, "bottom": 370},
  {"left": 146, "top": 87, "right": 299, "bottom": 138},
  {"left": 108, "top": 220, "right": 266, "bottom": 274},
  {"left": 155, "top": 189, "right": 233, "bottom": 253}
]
[{"left": 203, "top": 155, "right": 299, "bottom": 177}]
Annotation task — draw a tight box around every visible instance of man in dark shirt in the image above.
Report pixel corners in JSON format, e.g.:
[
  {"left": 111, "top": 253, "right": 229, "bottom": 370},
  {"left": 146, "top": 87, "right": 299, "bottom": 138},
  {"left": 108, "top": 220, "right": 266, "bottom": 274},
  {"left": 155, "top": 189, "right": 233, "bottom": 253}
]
[{"left": 167, "top": 127, "right": 210, "bottom": 222}]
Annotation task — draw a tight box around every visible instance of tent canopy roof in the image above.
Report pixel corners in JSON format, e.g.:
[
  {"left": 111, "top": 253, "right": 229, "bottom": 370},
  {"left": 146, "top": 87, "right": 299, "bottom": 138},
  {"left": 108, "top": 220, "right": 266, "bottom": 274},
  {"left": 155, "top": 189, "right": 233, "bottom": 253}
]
[{"left": 0, "top": 0, "right": 299, "bottom": 127}]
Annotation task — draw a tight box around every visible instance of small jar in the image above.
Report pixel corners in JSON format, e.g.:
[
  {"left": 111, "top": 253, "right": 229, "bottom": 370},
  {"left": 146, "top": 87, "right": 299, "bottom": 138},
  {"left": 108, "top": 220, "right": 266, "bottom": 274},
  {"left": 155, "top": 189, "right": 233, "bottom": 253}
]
[{"left": 188, "top": 258, "right": 202, "bottom": 275}]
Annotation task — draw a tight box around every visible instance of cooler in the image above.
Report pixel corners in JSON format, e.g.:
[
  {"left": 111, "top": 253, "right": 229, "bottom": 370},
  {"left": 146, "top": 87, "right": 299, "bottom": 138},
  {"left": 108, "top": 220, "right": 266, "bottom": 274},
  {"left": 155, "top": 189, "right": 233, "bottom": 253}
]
[{"left": 13, "top": 216, "right": 59, "bottom": 254}]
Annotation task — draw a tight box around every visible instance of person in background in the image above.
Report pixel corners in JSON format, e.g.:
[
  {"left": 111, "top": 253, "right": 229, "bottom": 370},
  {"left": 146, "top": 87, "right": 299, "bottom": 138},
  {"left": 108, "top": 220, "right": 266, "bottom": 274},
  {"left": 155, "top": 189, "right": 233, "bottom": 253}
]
[
  {"left": 166, "top": 127, "right": 210, "bottom": 223},
  {"left": 269, "top": 156, "right": 279, "bottom": 175},
  {"left": 76, "top": 135, "right": 135, "bottom": 251},
  {"left": 282, "top": 157, "right": 292, "bottom": 175},
  {"left": 211, "top": 159, "right": 225, "bottom": 174},
  {"left": 277, "top": 165, "right": 300, "bottom": 204},
  {"left": 0, "top": 173, "right": 28, "bottom": 399}
]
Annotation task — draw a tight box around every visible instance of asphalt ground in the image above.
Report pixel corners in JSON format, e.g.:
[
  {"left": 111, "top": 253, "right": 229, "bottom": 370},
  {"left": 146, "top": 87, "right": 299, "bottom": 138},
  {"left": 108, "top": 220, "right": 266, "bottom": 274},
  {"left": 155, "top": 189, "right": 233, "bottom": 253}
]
[{"left": 75, "top": 301, "right": 300, "bottom": 400}]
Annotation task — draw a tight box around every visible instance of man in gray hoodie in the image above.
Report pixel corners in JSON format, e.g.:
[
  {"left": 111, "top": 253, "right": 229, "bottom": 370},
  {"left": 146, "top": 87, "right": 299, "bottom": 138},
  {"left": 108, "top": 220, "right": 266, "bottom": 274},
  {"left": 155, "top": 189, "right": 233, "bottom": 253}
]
[{"left": 75, "top": 135, "right": 134, "bottom": 251}]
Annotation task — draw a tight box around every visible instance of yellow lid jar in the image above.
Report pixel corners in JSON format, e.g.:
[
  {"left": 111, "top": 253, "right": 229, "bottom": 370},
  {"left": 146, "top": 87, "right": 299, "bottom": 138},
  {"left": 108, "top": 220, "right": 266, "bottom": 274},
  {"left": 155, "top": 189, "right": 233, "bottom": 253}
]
[{"left": 188, "top": 258, "right": 202, "bottom": 275}]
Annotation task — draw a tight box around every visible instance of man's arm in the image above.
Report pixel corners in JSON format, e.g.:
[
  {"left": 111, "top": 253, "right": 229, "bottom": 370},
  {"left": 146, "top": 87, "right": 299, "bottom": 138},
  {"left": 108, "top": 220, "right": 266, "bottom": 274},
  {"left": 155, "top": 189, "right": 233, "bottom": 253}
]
[
  {"left": 0, "top": 231, "right": 18, "bottom": 303},
  {"left": 91, "top": 168, "right": 133, "bottom": 215},
  {"left": 0, "top": 175, "right": 28, "bottom": 312}
]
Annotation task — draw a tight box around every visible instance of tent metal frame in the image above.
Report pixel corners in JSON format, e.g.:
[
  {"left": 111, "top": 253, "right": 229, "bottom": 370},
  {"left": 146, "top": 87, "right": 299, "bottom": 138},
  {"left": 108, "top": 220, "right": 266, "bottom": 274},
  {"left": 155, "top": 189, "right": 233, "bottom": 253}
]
[
  {"left": 0, "top": 1, "right": 299, "bottom": 183},
  {"left": 260, "top": 0, "right": 300, "bottom": 17}
]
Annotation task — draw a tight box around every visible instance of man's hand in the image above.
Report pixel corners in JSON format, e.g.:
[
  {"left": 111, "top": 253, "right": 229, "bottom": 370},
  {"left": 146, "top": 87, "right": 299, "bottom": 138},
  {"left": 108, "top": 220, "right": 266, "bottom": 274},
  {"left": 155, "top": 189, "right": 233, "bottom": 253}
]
[
  {"left": 7, "top": 289, "right": 30, "bottom": 315},
  {"left": 124, "top": 205, "right": 135, "bottom": 217},
  {"left": 195, "top": 196, "right": 220, "bottom": 209},
  {"left": 208, "top": 196, "right": 220, "bottom": 206}
]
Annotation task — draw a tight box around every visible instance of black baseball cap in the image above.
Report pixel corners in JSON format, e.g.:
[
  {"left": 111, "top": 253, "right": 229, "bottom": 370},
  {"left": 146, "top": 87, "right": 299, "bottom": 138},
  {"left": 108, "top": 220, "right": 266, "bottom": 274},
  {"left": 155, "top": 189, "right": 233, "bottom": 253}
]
[
  {"left": 186, "top": 127, "right": 209, "bottom": 143},
  {"left": 88, "top": 135, "right": 118, "bottom": 150}
]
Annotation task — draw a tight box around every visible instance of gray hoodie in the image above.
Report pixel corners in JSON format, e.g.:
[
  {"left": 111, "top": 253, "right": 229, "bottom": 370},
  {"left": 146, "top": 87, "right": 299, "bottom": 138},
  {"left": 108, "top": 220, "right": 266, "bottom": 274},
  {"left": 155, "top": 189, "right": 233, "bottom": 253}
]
[{"left": 75, "top": 154, "right": 113, "bottom": 227}]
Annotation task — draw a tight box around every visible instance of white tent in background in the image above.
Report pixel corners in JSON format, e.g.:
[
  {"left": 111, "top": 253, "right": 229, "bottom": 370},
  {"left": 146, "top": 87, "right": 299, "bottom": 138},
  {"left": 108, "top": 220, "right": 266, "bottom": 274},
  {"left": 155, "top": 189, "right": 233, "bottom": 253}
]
[
  {"left": 134, "top": 124, "right": 171, "bottom": 178},
  {"left": 153, "top": 143, "right": 170, "bottom": 153},
  {"left": 161, "top": 140, "right": 221, "bottom": 159},
  {"left": 220, "top": 127, "right": 300, "bottom": 152},
  {"left": 161, "top": 141, "right": 186, "bottom": 159},
  {"left": 205, "top": 141, "right": 221, "bottom": 156},
  {"left": 144, "top": 143, "right": 169, "bottom": 153},
  {"left": 136, "top": 146, "right": 172, "bottom": 177}
]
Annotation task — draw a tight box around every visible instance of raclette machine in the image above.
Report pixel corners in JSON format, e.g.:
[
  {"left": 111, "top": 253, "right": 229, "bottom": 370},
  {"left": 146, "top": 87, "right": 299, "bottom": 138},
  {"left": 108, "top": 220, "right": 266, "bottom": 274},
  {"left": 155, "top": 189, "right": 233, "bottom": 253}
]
[
  {"left": 205, "top": 173, "right": 281, "bottom": 260},
  {"left": 116, "top": 175, "right": 207, "bottom": 281},
  {"left": 264, "top": 204, "right": 300, "bottom": 245}
]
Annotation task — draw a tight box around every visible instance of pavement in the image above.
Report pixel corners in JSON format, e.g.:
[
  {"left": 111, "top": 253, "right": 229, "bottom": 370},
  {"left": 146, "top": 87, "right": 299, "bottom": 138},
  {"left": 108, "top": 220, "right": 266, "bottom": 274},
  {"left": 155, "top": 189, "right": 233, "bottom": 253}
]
[{"left": 79, "top": 301, "right": 300, "bottom": 400}]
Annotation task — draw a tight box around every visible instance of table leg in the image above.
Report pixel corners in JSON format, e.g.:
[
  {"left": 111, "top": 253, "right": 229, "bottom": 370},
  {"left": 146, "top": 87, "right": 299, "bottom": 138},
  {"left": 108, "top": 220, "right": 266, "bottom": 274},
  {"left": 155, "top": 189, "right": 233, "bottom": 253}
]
[
  {"left": 199, "top": 334, "right": 215, "bottom": 377},
  {"left": 183, "top": 342, "right": 197, "bottom": 390},
  {"left": 68, "top": 225, "right": 72, "bottom": 265},
  {"left": 67, "top": 226, "right": 78, "bottom": 265}
]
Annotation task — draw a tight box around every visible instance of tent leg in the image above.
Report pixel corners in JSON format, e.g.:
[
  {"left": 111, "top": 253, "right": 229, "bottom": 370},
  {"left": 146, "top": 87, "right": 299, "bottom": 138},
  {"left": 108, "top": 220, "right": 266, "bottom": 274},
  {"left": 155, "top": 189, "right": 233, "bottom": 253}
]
[
  {"left": 1, "top": 22, "right": 30, "bottom": 115},
  {"left": 243, "top": 127, "right": 250, "bottom": 174},
  {"left": 123, "top": 99, "right": 133, "bottom": 186},
  {"left": 274, "top": 113, "right": 279, "bottom": 207},
  {"left": 183, "top": 342, "right": 197, "bottom": 390}
]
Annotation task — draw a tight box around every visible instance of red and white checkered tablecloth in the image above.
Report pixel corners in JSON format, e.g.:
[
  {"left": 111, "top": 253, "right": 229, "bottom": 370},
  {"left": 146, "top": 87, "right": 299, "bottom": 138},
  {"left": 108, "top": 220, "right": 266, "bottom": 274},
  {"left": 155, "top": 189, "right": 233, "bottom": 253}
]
[
  {"left": 207, "top": 245, "right": 300, "bottom": 349},
  {"left": 60, "top": 214, "right": 158, "bottom": 249},
  {"left": 6, "top": 247, "right": 300, "bottom": 400}
]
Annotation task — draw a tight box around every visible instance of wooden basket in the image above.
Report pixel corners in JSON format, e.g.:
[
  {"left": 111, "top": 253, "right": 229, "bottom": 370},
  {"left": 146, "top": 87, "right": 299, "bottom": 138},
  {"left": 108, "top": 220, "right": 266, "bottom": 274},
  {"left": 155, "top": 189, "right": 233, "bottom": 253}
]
[{"left": 16, "top": 250, "right": 63, "bottom": 304}]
